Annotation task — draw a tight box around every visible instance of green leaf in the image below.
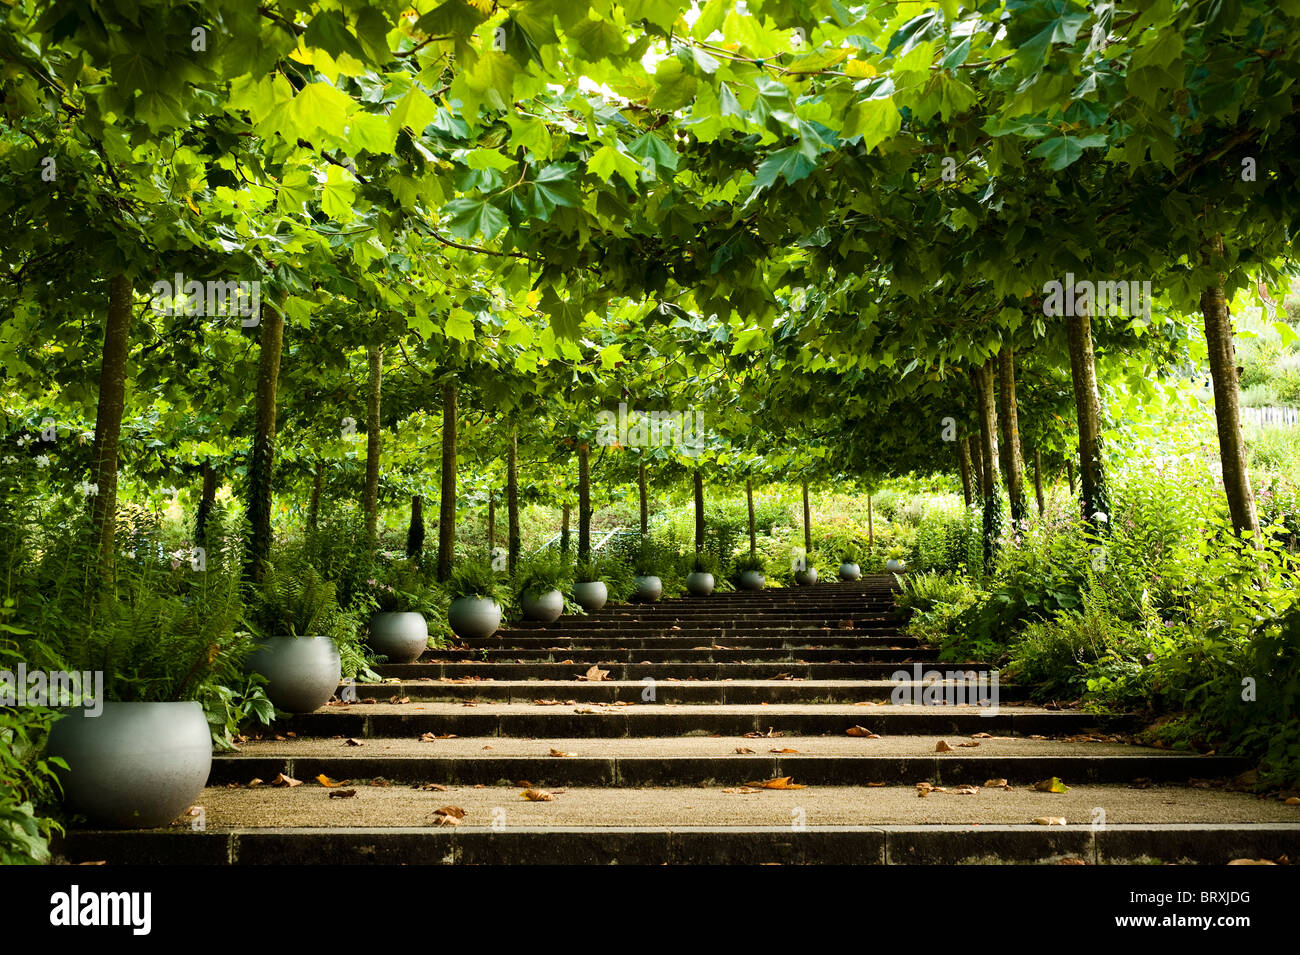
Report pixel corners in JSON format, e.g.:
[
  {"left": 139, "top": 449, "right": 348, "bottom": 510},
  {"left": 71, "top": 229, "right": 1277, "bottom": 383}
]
[
  {"left": 444, "top": 308, "right": 476, "bottom": 342},
  {"left": 444, "top": 197, "right": 508, "bottom": 240},
  {"left": 389, "top": 87, "right": 438, "bottom": 137},
  {"left": 841, "top": 97, "right": 901, "bottom": 152},
  {"left": 588, "top": 144, "right": 642, "bottom": 188},
  {"left": 289, "top": 81, "right": 354, "bottom": 140},
  {"left": 628, "top": 131, "right": 678, "bottom": 174},
  {"left": 305, "top": 11, "right": 367, "bottom": 62}
]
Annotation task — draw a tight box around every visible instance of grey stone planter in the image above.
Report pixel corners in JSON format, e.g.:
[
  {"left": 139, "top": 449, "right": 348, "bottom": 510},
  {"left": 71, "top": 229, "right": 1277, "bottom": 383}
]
[
  {"left": 573, "top": 581, "right": 608, "bottom": 612},
  {"left": 794, "top": 567, "right": 818, "bottom": 586},
  {"left": 838, "top": 562, "right": 862, "bottom": 581},
  {"left": 47, "top": 701, "right": 212, "bottom": 828},
  {"left": 633, "top": 574, "right": 663, "bottom": 602},
  {"left": 886, "top": 558, "right": 907, "bottom": 572},
  {"left": 248, "top": 635, "right": 342, "bottom": 714},
  {"left": 521, "top": 588, "right": 564, "bottom": 623},
  {"left": 368, "top": 611, "right": 429, "bottom": 664},
  {"left": 686, "top": 571, "right": 715, "bottom": 596},
  {"left": 448, "top": 595, "right": 502, "bottom": 639},
  {"left": 737, "top": 570, "right": 766, "bottom": 591}
]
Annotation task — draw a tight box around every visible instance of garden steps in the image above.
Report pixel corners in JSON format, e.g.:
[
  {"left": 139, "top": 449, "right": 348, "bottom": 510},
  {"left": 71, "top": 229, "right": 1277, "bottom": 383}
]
[{"left": 54, "top": 576, "right": 1300, "bottom": 865}]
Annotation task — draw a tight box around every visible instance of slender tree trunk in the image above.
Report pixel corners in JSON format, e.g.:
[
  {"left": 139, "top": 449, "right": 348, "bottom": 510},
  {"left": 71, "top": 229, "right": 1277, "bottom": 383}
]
[
  {"left": 746, "top": 478, "right": 756, "bottom": 556},
  {"left": 1066, "top": 311, "right": 1106, "bottom": 527},
  {"left": 308, "top": 466, "right": 322, "bottom": 531},
  {"left": 560, "top": 502, "right": 570, "bottom": 554},
  {"left": 973, "top": 361, "right": 1002, "bottom": 566},
  {"left": 406, "top": 494, "right": 425, "bottom": 560},
  {"left": 693, "top": 469, "right": 705, "bottom": 553},
  {"left": 801, "top": 479, "right": 812, "bottom": 557},
  {"left": 195, "top": 457, "right": 217, "bottom": 545},
  {"left": 867, "top": 494, "right": 874, "bottom": 548},
  {"left": 363, "top": 345, "right": 382, "bottom": 544},
  {"left": 88, "top": 274, "right": 135, "bottom": 572},
  {"left": 245, "top": 292, "right": 285, "bottom": 583},
  {"left": 958, "top": 438, "right": 973, "bottom": 507},
  {"left": 487, "top": 495, "right": 495, "bottom": 550},
  {"left": 507, "top": 423, "right": 521, "bottom": 574},
  {"left": 971, "top": 430, "right": 984, "bottom": 499},
  {"left": 436, "top": 383, "right": 456, "bottom": 581},
  {"left": 1033, "top": 447, "right": 1045, "bottom": 517},
  {"left": 1201, "top": 232, "right": 1261, "bottom": 542},
  {"left": 577, "top": 442, "right": 591, "bottom": 564},
  {"left": 997, "top": 344, "right": 1027, "bottom": 525},
  {"left": 638, "top": 461, "right": 648, "bottom": 536},
  {"left": 1067, "top": 457, "right": 1076, "bottom": 495}
]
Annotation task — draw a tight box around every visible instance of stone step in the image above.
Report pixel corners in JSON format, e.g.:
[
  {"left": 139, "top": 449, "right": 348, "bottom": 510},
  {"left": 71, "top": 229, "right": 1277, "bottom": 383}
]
[
  {"left": 473, "top": 634, "right": 917, "bottom": 649},
  {"left": 500, "top": 621, "right": 902, "bottom": 633},
  {"left": 272, "top": 703, "right": 1130, "bottom": 738},
  {"left": 337, "top": 678, "right": 1027, "bottom": 704},
  {"left": 375, "top": 661, "right": 993, "bottom": 681},
  {"left": 523, "top": 613, "right": 902, "bottom": 626},
  {"left": 414, "top": 647, "right": 931, "bottom": 663}
]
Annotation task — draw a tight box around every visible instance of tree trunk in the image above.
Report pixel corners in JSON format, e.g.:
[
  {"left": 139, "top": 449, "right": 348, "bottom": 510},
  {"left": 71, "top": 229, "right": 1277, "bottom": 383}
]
[
  {"left": 88, "top": 274, "right": 135, "bottom": 572},
  {"left": 997, "top": 344, "right": 1027, "bottom": 525},
  {"left": 487, "top": 495, "right": 495, "bottom": 550},
  {"left": 958, "top": 437, "right": 973, "bottom": 507},
  {"left": 693, "top": 469, "right": 705, "bottom": 553},
  {"left": 245, "top": 292, "right": 285, "bottom": 583},
  {"left": 867, "top": 494, "right": 874, "bottom": 548},
  {"left": 1201, "top": 232, "right": 1261, "bottom": 542},
  {"left": 746, "top": 478, "right": 757, "bottom": 556},
  {"left": 801, "top": 479, "right": 812, "bottom": 557},
  {"left": 973, "top": 361, "right": 1002, "bottom": 566},
  {"left": 560, "top": 502, "right": 570, "bottom": 554},
  {"left": 436, "top": 382, "right": 457, "bottom": 581},
  {"left": 1033, "top": 447, "right": 1045, "bottom": 517},
  {"left": 363, "top": 345, "right": 382, "bottom": 544},
  {"left": 507, "top": 423, "right": 521, "bottom": 574},
  {"left": 577, "top": 442, "right": 591, "bottom": 564},
  {"left": 971, "top": 430, "right": 984, "bottom": 499},
  {"left": 195, "top": 457, "right": 217, "bottom": 545},
  {"left": 406, "top": 494, "right": 425, "bottom": 560},
  {"left": 638, "top": 461, "right": 648, "bottom": 536},
  {"left": 1066, "top": 311, "right": 1107, "bottom": 527},
  {"left": 307, "top": 465, "right": 322, "bottom": 531},
  {"left": 1067, "top": 457, "right": 1076, "bottom": 495}
]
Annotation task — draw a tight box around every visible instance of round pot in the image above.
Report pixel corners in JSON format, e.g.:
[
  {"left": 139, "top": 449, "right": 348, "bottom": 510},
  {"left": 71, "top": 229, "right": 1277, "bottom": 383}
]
[
  {"left": 448, "top": 595, "right": 502, "bottom": 639},
  {"left": 248, "top": 635, "right": 342, "bottom": 714},
  {"left": 686, "top": 571, "right": 715, "bottom": 596},
  {"left": 838, "top": 562, "right": 862, "bottom": 581},
  {"left": 521, "top": 588, "right": 565, "bottom": 623},
  {"left": 885, "top": 558, "right": 907, "bottom": 572},
  {"left": 573, "top": 580, "right": 608, "bottom": 612},
  {"left": 368, "top": 611, "right": 429, "bottom": 664},
  {"left": 794, "top": 567, "right": 818, "bottom": 586},
  {"left": 633, "top": 574, "right": 663, "bottom": 602},
  {"left": 47, "top": 701, "right": 212, "bottom": 828},
  {"left": 737, "top": 570, "right": 766, "bottom": 591}
]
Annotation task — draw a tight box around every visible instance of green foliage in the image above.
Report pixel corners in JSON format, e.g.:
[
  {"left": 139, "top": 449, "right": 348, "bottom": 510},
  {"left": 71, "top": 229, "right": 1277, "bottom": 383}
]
[
  {"left": 0, "top": 650, "right": 64, "bottom": 865},
  {"left": 731, "top": 551, "right": 767, "bottom": 575},
  {"left": 446, "top": 561, "right": 504, "bottom": 602},
  {"left": 369, "top": 559, "right": 444, "bottom": 616},
  {"left": 514, "top": 552, "right": 572, "bottom": 598}
]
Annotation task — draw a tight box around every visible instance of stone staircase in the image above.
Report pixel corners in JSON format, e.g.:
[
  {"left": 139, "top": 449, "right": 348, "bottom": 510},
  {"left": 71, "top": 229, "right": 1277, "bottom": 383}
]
[{"left": 56, "top": 576, "right": 1300, "bottom": 864}]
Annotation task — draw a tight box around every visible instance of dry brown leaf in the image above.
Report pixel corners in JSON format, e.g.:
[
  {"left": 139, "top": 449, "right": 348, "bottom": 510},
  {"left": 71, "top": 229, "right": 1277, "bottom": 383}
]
[
  {"left": 1033, "top": 777, "right": 1069, "bottom": 793},
  {"left": 548, "top": 748, "right": 577, "bottom": 757},
  {"left": 846, "top": 726, "right": 880, "bottom": 738},
  {"left": 419, "top": 783, "right": 448, "bottom": 792},
  {"left": 735, "top": 747, "right": 757, "bottom": 754},
  {"left": 522, "top": 789, "right": 554, "bottom": 801},
  {"left": 327, "top": 789, "right": 357, "bottom": 799},
  {"left": 935, "top": 740, "right": 954, "bottom": 753},
  {"left": 1033, "top": 816, "right": 1068, "bottom": 826},
  {"left": 534, "top": 699, "right": 562, "bottom": 705},
  {"left": 1285, "top": 797, "right": 1300, "bottom": 805},
  {"left": 984, "top": 778, "right": 1010, "bottom": 789},
  {"left": 770, "top": 748, "right": 800, "bottom": 753},
  {"left": 958, "top": 741, "right": 980, "bottom": 748},
  {"left": 580, "top": 665, "right": 610, "bottom": 682},
  {"left": 1227, "top": 859, "right": 1277, "bottom": 865},
  {"left": 272, "top": 772, "right": 302, "bottom": 788},
  {"left": 866, "top": 781, "right": 887, "bottom": 788},
  {"left": 390, "top": 696, "right": 410, "bottom": 704},
  {"left": 744, "top": 777, "right": 807, "bottom": 790},
  {"left": 434, "top": 805, "right": 466, "bottom": 819},
  {"left": 344, "top": 738, "right": 363, "bottom": 747},
  {"left": 316, "top": 774, "right": 343, "bottom": 788},
  {"left": 248, "top": 777, "right": 264, "bottom": 787},
  {"left": 952, "top": 785, "right": 980, "bottom": 795},
  {"left": 971, "top": 732, "right": 993, "bottom": 739}
]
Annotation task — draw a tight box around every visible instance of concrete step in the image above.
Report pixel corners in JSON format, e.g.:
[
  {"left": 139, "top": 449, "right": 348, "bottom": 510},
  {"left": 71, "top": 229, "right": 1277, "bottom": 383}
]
[
  {"left": 337, "top": 678, "right": 1028, "bottom": 704},
  {"left": 375, "top": 661, "right": 995, "bottom": 681},
  {"left": 272, "top": 702, "right": 1132, "bottom": 738},
  {"left": 475, "top": 635, "right": 917, "bottom": 649},
  {"left": 414, "top": 647, "right": 931, "bottom": 663}
]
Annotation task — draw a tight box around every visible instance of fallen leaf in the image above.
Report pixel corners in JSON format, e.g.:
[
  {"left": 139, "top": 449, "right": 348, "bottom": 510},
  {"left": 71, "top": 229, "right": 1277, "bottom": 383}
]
[
  {"left": 534, "top": 699, "right": 562, "bottom": 705},
  {"left": 579, "top": 665, "right": 610, "bottom": 682},
  {"left": 1033, "top": 817, "right": 1068, "bottom": 826},
  {"left": 846, "top": 726, "right": 880, "bottom": 738},
  {"left": 369, "top": 777, "right": 392, "bottom": 787},
  {"left": 1227, "top": 859, "right": 1277, "bottom": 865},
  {"left": 434, "top": 806, "right": 466, "bottom": 819},
  {"left": 723, "top": 786, "right": 763, "bottom": 794},
  {"left": 272, "top": 773, "right": 302, "bottom": 788},
  {"left": 770, "top": 748, "right": 800, "bottom": 753},
  {"left": 548, "top": 748, "right": 577, "bottom": 757},
  {"left": 935, "top": 740, "right": 954, "bottom": 753},
  {"left": 419, "top": 783, "right": 448, "bottom": 791},
  {"left": 432, "top": 813, "right": 459, "bottom": 826},
  {"left": 984, "top": 778, "right": 1010, "bottom": 789},
  {"left": 316, "top": 774, "right": 343, "bottom": 788},
  {"left": 420, "top": 732, "right": 456, "bottom": 741},
  {"left": 328, "top": 789, "right": 357, "bottom": 799},
  {"left": 390, "top": 696, "right": 410, "bottom": 704},
  {"left": 522, "top": 789, "right": 554, "bottom": 801},
  {"left": 735, "top": 747, "right": 756, "bottom": 754},
  {"left": 248, "top": 777, "right": 264, "bottom": 787},
  {"left": 1285, "top": 797, "right": 1300, "bottom": 806},
  {"left": 866, "top": 781, "right": 887, "bottom": 787},
  {"left": 1033, "top": 777, "right": 1070, "bottom": 793},
  {"left": 952, "top": 785, "right": 979, "bottom": 795},
  {"left": 971, "top": 732, "right": 993, "bottom": 739},
  {"left": 958, "top": 741, "right": 980, "bottom": 748},
  {"left": 744, "top": 777, "right": 807, "bottom": 790},
  {"left": 344, "top": 738, "right": 363, "bottom": 747}
]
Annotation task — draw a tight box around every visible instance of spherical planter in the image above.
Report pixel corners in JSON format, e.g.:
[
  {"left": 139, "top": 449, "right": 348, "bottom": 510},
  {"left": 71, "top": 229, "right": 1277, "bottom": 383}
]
[
  {"left": 521, "top": 588, "right": 564, "bottom": 624},
  {"left": 686, "top": 571, "right": 715, "bottom": 596},
  {"left": 794, "top": 567, "right": 818, "bottom": 586},
  {"left": 885, "top": 558, "right": 907, "bottom": 572},
  {"left": 47, "top": 701, "right": 212, "bottom": 829},
  {"left": 448, "top": 596, "right": 502, "bottom": 639},
  {"left": 838, "top": 562, "right": 862, "bottom": 581},
  {"left": 633, "top": 574, "right": 663, "bottom": 602},
  {"left": 247, "top": 635, "right": 342, "bottom": 714},
  {"left": 737, "top": 570, "right": 766, "bottom": 591},
  {"left": 368, "top": 611, "right": 429, "bottom": 664},
  {"left": 573, "top": 581, "right": 608, "bottom": 612}
]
